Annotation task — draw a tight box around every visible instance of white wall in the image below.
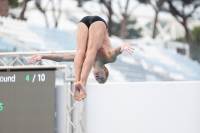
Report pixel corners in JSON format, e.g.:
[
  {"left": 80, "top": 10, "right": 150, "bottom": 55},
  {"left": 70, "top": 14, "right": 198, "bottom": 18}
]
[
  {"left": 55, "top": 85, "right": 66, "bottom": 133},
  {"left": 85, "top": 82, "right": 200, "bottom": 133}
]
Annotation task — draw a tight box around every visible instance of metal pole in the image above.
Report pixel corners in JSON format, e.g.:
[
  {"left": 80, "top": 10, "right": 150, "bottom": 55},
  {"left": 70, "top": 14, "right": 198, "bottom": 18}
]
[
  {"left": 0, "top": 65, "right": 66, "bottom": 69},
  {"left": 0, "top": 51, "right": 76, "bottom": 57}
]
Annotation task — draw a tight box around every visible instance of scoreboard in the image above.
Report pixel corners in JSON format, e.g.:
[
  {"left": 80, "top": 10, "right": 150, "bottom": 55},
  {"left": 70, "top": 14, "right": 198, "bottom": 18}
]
[{"left": 0, "top": 69, "right": 56, "bottom": 133}]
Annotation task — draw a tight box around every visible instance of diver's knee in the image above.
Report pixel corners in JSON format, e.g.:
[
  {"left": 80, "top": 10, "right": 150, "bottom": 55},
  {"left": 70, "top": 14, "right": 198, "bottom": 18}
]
[{"left": 76, "top": 51, "right": 85, "bottom": 58}]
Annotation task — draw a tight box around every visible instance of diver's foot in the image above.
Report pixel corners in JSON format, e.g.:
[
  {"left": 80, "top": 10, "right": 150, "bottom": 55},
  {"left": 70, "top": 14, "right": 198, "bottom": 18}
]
[{"left": 74, "top": 82, "right": 87, "bottom": 101}]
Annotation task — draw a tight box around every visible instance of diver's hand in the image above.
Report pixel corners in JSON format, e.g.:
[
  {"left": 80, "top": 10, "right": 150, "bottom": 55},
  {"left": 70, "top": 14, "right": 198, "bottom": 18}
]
[
  {"left": 29, "top": 54, "right": 42, "bottom": 64},
  {"left": 120, "top": 44, "right": 134, "bottom": 54}
]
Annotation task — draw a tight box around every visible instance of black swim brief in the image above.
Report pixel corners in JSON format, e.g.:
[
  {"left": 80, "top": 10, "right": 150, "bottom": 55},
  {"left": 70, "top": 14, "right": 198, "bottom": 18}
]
[{"left": 79, "top": 16, "right": 108, "bottom": 29}]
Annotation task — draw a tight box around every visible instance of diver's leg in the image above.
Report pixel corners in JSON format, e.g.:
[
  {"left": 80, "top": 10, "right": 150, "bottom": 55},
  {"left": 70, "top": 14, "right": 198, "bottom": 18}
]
[
  {"left": 74, "top": 22, "right": 88, "bottom": 100},
  {"left": 74, "top": 23, "right": 88, "bottom": 82}
]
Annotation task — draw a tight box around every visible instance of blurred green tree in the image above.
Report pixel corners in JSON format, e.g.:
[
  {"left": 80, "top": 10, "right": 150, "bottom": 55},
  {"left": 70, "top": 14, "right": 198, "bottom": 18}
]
[
  {"left": 35, "top": 0, "right": 49, "bottom": 26},
  {"left": 0, "top": 0, "right": 62, "bottom": 26},
  {"left": 0, "top": 0, "right": 30, "bottom": 20},
  {"left": 75, "top": 0, "right": 90, "bottom": 7},
  {"left": 9, "top": 0, "right": 19, "bottom": 8},
  {"left": 137, "top": 0, "right": 167, "bottom": 39},
  {"left": 175, "top": 26, "right": 200, "bottom": 45},
  {"left": 175, "top": 26, "right": 200, "bottom": 63},
  {"left": 99, "top": 0, "right": 114, "bottom": 36},
  {"left": 19, "top": 0, "right": 30, "bottom": 20},
  {"left": 113, "top": 19, "right": 142, "bottom": 39},
  {"left": 191, "top": 26, "right": 200, "bottom": 45},
  {"left": 35, "top": 0, "right": 63, "bottom": 27},
  {"left": 126, "top": 19, "right": 142, "bottom": 39},
  {"left": 50, "top": 0, "right": 63, "bottom": 27},
  {"left": 165, "top": 0, "right": 200, "bottom": 57},
  {"left": 191, "top": 26, "right": 200, "bottom": 62},
  {"left": 116, "top": 0, "right": 140, "bottom": 39}
]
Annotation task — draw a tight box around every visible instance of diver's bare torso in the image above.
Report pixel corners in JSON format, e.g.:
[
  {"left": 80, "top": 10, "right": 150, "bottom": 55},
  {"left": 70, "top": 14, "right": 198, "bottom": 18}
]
[{"left": 94, "top": 32, "right": 116, "bottom": 64}]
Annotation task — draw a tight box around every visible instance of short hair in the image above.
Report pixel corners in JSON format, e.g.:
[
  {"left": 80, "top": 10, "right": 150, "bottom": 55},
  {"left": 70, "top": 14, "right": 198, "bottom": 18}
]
[{"left": 99, "top": 65, "right": 109, "bottom": 84}]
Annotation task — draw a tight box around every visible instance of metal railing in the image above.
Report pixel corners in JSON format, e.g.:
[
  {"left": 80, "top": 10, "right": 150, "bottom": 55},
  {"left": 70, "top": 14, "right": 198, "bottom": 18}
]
[{"left": 0, "top": 51, "right": 84, "bottom": 133}]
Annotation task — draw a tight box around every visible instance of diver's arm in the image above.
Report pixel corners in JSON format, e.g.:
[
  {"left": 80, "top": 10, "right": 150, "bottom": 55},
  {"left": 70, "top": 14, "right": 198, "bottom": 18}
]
[
  {"left": 29, "top": 53, "right": 76, "bottom": 64},
  {"left": 109, "top": 44, "right": 134, "bottom": 62},
  {"left": 42, "top": 53, "right": 76, "bottom": 61}
]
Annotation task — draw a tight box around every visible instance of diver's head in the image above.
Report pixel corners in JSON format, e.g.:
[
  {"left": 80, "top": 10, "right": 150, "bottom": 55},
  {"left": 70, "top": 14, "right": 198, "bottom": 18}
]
[{"left": 93, "top": 65, "right": 109, "bottom": 84}]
